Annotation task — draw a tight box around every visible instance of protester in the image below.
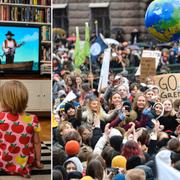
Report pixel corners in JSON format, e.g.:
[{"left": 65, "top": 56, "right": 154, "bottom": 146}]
[{"left": 53, "top": 29, "right": 180, "bottom": 180}]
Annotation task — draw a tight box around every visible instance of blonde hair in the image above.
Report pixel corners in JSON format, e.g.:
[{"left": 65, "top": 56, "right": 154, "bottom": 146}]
[
  {"left": 0, "top": 80, "right": 28, "bottom": 115},
  {"left": 59, "top": 121, "right": 73, "bottom": 134},
  {"left": 126, "top": 169, "right": 145, "bottom": 180}
]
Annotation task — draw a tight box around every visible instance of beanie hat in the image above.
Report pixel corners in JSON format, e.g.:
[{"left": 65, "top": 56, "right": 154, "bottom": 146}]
[
  {"left": 65, "top": 140, "right": 80, "bottom": 156},
  {"left": 110, "top": 135, "right": 123, "bottom": 152},
  {"left": 81, "top": 176, "right": 93, "bottom": 180},
  {"left": 111, "top": 155, "right": 127, "bottom": 169},
  {"left": 109, "top": 128, "right": 122, "bottom": 138},
  {"left": 126, "top": 155, "right": 141, "bottom": 170},
  {"left": 113, "top": 173, "right": 125, "bottom": 180},
  {"left": 64, "top": 102, "right": 75, "bottom": 113}
]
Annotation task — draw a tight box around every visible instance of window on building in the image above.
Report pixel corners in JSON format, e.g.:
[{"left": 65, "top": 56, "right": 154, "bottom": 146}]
[
  {"left": 91, "top": 7, "right": 110, "bottom": 37},
  {"left": 53, "top": 8, "right": 68, "bottom": 34}
]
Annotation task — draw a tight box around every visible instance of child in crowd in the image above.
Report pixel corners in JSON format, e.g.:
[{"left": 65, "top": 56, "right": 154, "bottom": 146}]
[{"left": 0, "top": 80, "right": 43, "bottom": 177}]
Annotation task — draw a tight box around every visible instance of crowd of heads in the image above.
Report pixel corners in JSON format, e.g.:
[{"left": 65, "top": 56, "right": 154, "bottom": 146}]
[{"left": 52, "top": 32, "right": 180, "bottom": 180}]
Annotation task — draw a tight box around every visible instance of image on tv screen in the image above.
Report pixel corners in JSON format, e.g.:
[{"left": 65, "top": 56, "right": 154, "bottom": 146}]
[{"left": 0, "top": 25, "right": 40, "bottom": 72}]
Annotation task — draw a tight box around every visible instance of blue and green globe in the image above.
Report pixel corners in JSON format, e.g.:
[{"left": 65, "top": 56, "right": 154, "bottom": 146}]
[{"left": 145, "top": 0, "right": 180, "bottom": 42}]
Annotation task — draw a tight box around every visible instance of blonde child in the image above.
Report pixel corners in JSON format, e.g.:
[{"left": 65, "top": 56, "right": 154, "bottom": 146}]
[{"left": 0, "top": 80, "right": 43, "bottom": 177}]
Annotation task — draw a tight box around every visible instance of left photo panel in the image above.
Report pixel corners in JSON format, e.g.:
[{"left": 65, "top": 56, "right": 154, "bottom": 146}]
[{"left": 0, "top": 0, "right": 51, "bottom": 179}]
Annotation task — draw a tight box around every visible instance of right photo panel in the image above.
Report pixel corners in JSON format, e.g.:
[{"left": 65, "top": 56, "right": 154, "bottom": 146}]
[{"left": 52, "top": 1, "right": 180, "bottom": 180}]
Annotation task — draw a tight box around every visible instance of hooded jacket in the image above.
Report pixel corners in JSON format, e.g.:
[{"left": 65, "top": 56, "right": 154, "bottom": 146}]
[{"left": 64, "top": 157, "right": 83, "bottom": 173}]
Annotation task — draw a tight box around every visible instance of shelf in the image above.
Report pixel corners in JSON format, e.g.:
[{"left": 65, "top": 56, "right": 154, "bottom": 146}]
[
  {"left": 0, "top": 20, "right": 51, "bottom": 26},
  {"left": 40, "top": 61, "right": 51, "bottom": 64},
  {"left": 0, "top": 3, "right": 51, "bottom": 8},
  {"left": 41, "top": 41, "right": 51, "bottom": 44}
]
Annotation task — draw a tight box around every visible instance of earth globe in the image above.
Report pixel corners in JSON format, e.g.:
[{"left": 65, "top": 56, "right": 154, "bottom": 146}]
[{"left": 145, "top": 0, "right": 180, "bottom": 42}]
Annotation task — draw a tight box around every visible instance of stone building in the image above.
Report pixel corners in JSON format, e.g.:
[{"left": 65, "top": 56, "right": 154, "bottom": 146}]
[{"left": 53, "top": 0, "right": 153, "bottom": 41}]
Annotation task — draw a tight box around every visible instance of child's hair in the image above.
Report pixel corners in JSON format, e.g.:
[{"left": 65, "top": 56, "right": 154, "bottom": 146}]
[{"left": 0, "top": 80, "right": 28, "bottom": 115}]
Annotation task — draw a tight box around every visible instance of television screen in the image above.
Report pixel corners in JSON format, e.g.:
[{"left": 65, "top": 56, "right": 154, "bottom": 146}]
[{"left": 0, "top": 24, "right": 40, "bottom": 73}]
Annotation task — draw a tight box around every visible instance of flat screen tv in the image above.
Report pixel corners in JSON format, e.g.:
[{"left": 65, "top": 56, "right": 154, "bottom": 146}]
[{"left": 0, "top": 24, "right": 40, "bottom": 74}]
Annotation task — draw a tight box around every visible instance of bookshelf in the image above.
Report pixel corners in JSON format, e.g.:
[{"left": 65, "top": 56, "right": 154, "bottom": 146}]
[{"left": 0, "top": 0, "right": 51, "bottom": 75}]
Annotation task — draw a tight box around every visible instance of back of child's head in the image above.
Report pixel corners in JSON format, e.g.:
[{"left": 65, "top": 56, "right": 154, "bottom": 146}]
[
  {"left": 0, "top": 80, "right": 28, "bottom": 115},
  {"left": 126, "top": 169, "right": 146, "bottom": 180}
]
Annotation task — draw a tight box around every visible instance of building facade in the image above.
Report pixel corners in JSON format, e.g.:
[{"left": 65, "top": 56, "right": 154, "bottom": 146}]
[{"left": 53, "top": 0, "right": 152, "bottom": 41}]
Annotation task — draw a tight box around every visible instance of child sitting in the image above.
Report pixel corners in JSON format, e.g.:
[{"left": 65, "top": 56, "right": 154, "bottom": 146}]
[{"left": 0, "top": 80, "right": 43, "bottom": 177}]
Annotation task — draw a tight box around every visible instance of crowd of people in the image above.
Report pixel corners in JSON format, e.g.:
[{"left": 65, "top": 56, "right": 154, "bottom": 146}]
[{"left": 52, "top": 32, "right": 180, "bottom": 180}]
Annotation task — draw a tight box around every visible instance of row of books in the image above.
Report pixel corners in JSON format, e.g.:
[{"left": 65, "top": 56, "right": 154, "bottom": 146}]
[
  {"left": 40, "top": 63, "right": 51, "bottom": 74},
  {"left": 1, "top": 0, "right": 51, "bottom": 5},
  {"left": 42, "top": 26, "right": 51, "bottom": 41},
  {"left": 0, "top": 6, "right": 51, "bottom": 23}
]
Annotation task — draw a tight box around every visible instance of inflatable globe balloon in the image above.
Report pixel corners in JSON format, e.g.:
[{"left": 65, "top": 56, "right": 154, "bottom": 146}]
[{"left": 145, "top": 0, "right": 180, "bottom": 42}]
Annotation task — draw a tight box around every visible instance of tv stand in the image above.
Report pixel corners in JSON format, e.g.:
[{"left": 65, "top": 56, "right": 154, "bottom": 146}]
[{"left": 0, "top": 61, "right": 33, "bottom": 71}]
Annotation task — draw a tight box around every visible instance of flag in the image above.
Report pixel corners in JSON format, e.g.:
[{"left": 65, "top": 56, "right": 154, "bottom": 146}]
[
  {"left": 74, "top": 27, "right": 84, "bottom": 68},
  {"left": 56, "top": 91, "right": 77, "bottom": 111},
  {"left": 81, "top": 22, "right": 90, "bottom": 59},
  {"left": 90, "top": 36, "right": 108, "bottom": 62},
  {"left": 98, "top": 48, "right": 111, "bottom": 92}
]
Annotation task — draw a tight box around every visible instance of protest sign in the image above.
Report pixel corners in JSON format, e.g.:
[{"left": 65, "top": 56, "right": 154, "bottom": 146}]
[
  {"left": 140, "top": 57, "right": 156, "bottom": 83},
  {"left": 98, "top": 48, "right": 111, "bottom": 92},
  {"left": 135, "top": 50, "right": 161, "bottom": 76},
  {"left": 153, "top": 73, "right": 180, "bottom": 101}
]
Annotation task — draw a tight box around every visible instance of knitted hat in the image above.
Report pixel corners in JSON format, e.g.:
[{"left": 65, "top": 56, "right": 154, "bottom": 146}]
[
  {"left": 110, "top": 135, "right": 123, "bottom": 152},
  {"left": 64, "top": 102, "right": 75, "bottom": 113},
  {"left": 113, "top": 173, "right": 125, "bottom": 180},
  {"left": 109, "top": 128, "right": 122, "bottom": 138},
  {"left": 65, "top": 140, "right": 80, "bottom": 156},
  {"left": 81, "top": 176, "right": 93, "bottom": 180},
  {"left": 111, "top": 155, "right": 127, "bottom": 169},
  {"left": 126, "top": 155, "right": 142, "bottom": 170}
]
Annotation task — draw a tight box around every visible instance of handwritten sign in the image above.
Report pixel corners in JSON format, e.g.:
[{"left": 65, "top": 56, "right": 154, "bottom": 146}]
[
  {"left": 140, "top": 57, "right": 156, "bottom": 83},
  {"left": 135, "top": 50, "right": 161, "bottom": 76},
  {"left": 153, "top": 73, "right": 180, "bottom": 101}
]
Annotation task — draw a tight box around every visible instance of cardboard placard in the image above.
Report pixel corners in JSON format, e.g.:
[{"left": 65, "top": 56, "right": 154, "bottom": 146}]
[
  {"left": 135, "top": 50, "right": 161, "bottom": 76},
  {"left": 153, "top": 73, "right": 180, "bottom": 101},
  {"left": 140, "top": 57, "right": 156, "bottom": 83}
]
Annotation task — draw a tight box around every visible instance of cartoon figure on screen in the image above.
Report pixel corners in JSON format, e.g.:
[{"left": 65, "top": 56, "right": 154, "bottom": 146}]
[{"left": 2, "top": 31, "right": 25, "bottom": 64}]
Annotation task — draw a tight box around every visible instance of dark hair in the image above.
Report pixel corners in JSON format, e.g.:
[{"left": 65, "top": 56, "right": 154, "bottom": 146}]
[
  {"left": 174, "top": 160, "right": 180, "bottom": 171},
  {"left": 53, "top": 146, "right": 67, "bottom": 167},
  {"left": 78, "top": 125, "right": 91, "bottom": 145},
  {"left": 130, "top": 83, "right": 140, "bottom": 92},
  {"left": 78, "top": 145, "right": 93, "bottom": 162},
  {"left": 137, "top": 128, "right": 150, "bottom": 146},
  {"left": 64, "top": 130, "right": 82, "bottom": 144},
  {"left": 171, "top": 152, "right": 180, "bottom": 164},
  {"left": 53, "top": 169, "right": 63, "bottom": 180},
  {"left": 108, "top": 91, "right": 122, "bottom": 110},
  {"left": 86, "top": 159, "right": 104, "bottom": 180},
  {"left": 101, "top": 146, "right": 120, "bottom": 168},
  {"left": 167, "top": 138, "right": 180, "bottom": 153},
  {"left": 87, "top": 154, "right": 106, "bottom": 169},
  {"left": 54, "top": 165, "right": 68, "bottom": 180}
]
